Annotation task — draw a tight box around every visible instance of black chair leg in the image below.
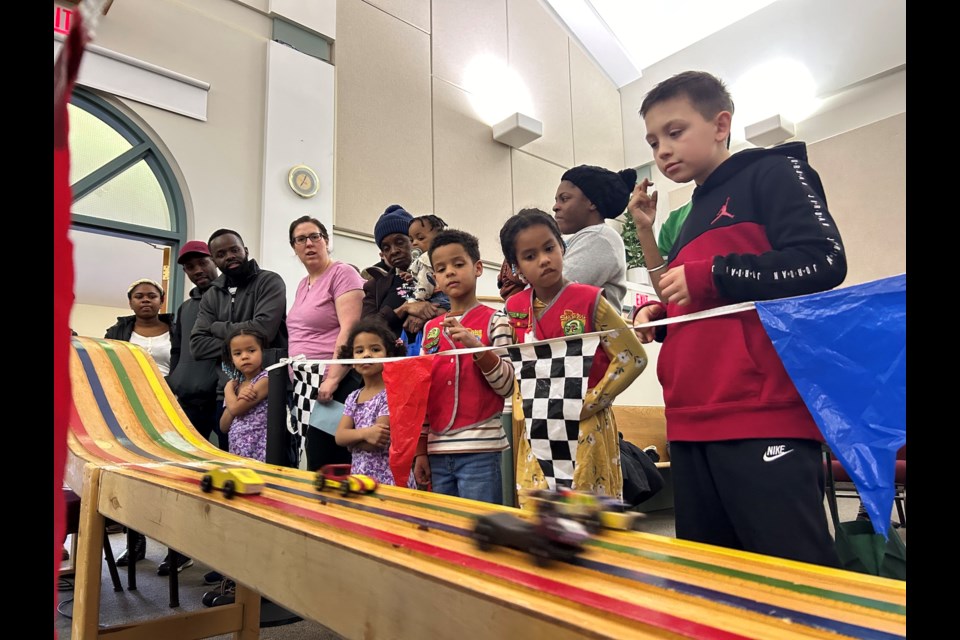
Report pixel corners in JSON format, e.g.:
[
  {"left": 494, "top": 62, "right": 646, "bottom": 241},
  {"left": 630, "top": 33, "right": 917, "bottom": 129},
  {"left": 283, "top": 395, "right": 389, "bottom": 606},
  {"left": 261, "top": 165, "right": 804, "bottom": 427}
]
[
  {"left": 895, "top": 493, "right": 906, "bottom": 528},
  {"left": 103, "top": 530, "right": 123, "bottom": 592},
  {"left": 168, "top": 550, "right": 180, "bottom": 608},
  {"left": 126, "top": 529, "right": 137, "bottom": 591}
]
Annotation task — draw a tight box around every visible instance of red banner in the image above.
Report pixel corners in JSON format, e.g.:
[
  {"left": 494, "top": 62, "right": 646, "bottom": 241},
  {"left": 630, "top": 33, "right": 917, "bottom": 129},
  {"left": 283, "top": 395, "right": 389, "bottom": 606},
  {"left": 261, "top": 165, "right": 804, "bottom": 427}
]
[
  {"left": 54, "top": 10, "right": 87, "bottom": 628},
  {"left": 384, "top": 356, "right": 434, "bottom": 488}
]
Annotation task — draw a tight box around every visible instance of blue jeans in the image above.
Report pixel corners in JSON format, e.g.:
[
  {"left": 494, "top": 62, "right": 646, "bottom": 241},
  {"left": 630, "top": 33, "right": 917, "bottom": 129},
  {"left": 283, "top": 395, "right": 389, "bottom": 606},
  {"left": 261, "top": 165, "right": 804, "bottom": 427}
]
[{"left": 429, "top": 452, "right": 503, "bottom": 505}]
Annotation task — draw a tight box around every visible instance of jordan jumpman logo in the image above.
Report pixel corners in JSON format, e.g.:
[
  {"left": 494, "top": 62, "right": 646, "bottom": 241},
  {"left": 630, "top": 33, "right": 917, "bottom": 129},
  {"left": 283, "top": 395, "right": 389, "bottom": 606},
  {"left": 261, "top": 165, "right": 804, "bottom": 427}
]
[{"left": 711, "top": 197, "right": 734, "bottom": 225}]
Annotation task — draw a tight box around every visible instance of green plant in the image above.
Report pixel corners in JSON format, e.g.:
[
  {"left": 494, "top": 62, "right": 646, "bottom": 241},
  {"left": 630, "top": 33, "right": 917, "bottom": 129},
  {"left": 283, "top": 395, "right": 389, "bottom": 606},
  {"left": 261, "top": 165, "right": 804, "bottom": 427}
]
[{"left": 619, "top": 213, "right": 645, "bottom": 269}]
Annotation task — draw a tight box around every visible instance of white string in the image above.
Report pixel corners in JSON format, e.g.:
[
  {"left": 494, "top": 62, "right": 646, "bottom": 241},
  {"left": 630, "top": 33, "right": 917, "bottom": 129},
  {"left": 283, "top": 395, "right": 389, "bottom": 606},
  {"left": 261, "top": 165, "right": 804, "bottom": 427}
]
[
  {"left": 268, "top": 300, "right": 757, "bottom": 370},
  {"left": 632, "top": 301, "right": 756, "bottom": 328}
]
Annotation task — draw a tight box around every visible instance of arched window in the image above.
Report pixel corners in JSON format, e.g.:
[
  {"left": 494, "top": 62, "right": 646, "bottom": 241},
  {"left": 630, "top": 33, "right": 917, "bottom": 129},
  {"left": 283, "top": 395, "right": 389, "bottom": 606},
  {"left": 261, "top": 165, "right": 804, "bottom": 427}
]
[{"left": 68, "top": 88, "right": 187, "bottom": 314}]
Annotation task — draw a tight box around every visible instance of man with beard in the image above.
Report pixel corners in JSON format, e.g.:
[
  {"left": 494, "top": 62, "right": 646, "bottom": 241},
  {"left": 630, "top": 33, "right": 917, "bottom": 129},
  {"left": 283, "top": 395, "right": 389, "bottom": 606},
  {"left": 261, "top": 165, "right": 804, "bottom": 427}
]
[
  {"left": 361, "top": 204, "right": 442, "bottom": 348},
  {"left": 190, "top": 228, "right": 289, "bottom": 443}
]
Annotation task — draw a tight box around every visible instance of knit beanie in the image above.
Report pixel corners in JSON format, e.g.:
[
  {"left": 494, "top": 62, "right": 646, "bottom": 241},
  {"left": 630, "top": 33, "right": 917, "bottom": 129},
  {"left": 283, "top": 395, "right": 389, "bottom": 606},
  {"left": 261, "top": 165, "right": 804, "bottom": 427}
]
[
  {"left": 560, "top": 165, "right": 638, "bottom": 219},
  {"left": 374, "top": 204, "right": 414, "bottom": 247}
]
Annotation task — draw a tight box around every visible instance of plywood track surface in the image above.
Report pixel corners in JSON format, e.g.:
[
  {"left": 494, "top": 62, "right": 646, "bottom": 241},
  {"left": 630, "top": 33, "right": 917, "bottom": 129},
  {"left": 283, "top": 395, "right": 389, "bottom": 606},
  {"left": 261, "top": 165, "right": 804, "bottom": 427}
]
[{"left": 66, "top": 338, "right": 906, "bottom": 639}]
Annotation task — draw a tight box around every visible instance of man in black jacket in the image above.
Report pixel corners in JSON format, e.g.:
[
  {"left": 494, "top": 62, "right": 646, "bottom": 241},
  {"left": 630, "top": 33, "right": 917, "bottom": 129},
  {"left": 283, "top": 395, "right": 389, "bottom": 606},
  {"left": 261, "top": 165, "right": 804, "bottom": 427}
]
[
  {"left": 155, "top": 241, "right": 220, "bottom": 577},
  {"left": 190, "top": 229, "right": 289, "bottom": 402},
  {"left": 169, "top": 240, "right": 222, "bottom": 449}
]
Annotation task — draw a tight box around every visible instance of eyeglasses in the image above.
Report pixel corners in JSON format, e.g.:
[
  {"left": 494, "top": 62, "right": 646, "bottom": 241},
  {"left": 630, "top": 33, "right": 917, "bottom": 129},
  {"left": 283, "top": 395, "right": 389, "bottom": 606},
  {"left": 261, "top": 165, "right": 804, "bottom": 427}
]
[{"left": 293, "top": 232, "right": 325, "bottom": 245}]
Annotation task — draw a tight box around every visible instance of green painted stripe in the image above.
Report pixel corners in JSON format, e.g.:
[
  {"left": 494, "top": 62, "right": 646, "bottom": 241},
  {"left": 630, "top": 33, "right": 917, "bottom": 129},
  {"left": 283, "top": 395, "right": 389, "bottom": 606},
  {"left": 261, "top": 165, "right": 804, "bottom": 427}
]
[
  {"left": 98, "top": 338, "right": 902, "bottom": 616},
  {"left": 98, "top": 339, "right": 205, "bottom": 461},
  {"left": 586, "top": 537, "right": 905, "bottom": 615}
]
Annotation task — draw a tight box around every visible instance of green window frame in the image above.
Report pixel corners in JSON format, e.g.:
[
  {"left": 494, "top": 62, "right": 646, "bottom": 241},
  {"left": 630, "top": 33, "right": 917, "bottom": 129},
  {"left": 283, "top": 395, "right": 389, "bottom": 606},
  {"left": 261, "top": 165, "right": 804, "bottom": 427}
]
[{"left": 68, "top": 87, "right": 187, "bottom": 306}]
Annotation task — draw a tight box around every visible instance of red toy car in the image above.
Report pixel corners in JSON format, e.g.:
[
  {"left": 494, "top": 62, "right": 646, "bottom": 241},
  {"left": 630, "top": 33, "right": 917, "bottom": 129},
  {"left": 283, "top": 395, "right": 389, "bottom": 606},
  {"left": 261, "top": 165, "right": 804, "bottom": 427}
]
[{"left": 315, "top": 464, "right": 379, "bottom": 497}]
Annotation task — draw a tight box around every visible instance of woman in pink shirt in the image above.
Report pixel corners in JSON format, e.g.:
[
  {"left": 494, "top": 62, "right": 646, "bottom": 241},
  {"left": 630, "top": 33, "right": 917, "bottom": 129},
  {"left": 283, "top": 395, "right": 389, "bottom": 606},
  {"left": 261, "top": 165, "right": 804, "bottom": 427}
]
[{"left": 287, "top": 216, "right": 365, "bottom": 470}]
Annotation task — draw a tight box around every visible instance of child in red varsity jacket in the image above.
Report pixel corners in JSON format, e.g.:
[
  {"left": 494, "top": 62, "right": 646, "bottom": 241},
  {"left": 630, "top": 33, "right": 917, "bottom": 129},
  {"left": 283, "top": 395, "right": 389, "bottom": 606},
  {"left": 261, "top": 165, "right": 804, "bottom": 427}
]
[
  {"left": 413, "top": 230, "right": 514, "bottom": 505},
  {"left": 631, "top": 71, "right": 846, "bottom": 567}
]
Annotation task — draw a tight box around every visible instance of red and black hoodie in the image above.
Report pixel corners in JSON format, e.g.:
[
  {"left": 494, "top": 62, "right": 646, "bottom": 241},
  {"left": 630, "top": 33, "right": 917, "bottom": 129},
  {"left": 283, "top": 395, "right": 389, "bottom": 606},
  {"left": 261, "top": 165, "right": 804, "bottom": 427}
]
[{"left": 644, "top": 141, "right": 847, "bottom": 442}]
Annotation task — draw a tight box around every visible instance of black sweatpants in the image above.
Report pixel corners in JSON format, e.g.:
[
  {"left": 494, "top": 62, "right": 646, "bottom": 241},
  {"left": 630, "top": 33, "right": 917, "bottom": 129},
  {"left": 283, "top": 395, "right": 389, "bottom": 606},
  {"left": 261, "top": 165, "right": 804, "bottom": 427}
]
[{"left": 671, "top": 438, "right": 840, "bottom": 568}]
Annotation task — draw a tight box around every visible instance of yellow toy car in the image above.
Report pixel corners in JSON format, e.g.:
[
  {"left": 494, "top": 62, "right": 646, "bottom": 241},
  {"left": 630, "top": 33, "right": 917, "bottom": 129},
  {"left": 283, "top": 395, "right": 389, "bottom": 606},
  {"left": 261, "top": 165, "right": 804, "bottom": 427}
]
[
  {"left": 200, "top": 467, "right": 265, "bottom": 499},
  {"left": 315, "top": 464, "right": 379, "bottom": 497}
]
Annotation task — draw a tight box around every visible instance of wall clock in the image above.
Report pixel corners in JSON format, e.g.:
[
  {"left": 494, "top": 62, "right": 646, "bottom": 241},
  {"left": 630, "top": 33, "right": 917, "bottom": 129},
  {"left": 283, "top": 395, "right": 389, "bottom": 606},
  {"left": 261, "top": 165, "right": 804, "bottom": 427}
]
[{"left": 288, "top": 165, "right": 319, "bottom": 198}]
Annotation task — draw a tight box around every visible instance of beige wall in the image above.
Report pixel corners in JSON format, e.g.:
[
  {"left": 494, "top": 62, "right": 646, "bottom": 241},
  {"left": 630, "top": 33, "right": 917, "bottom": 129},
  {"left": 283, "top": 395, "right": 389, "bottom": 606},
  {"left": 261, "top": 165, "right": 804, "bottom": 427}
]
[
  {"left": 333, "top": 0, "right": 626, "bottom": 266},
  {"left": 71, "top": 303, "right": 130, "bottom": 340},
  {"left": 807, "top": 113, "right": 906, "bottom": 285}
]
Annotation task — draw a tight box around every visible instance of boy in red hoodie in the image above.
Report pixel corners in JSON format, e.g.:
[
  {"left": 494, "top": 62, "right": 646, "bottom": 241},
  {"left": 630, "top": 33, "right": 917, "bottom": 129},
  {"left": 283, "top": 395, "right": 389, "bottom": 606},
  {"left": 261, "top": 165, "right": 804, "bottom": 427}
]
[{"left": 631, "top": 71, "right": 846, "bottom": 567}]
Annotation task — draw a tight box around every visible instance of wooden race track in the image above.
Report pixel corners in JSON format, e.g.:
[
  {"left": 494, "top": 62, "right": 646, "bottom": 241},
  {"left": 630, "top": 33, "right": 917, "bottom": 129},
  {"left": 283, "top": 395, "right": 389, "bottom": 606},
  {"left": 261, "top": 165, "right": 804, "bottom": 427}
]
[{"left": 64, "top": 337, "right": 907, "bottom": 639}]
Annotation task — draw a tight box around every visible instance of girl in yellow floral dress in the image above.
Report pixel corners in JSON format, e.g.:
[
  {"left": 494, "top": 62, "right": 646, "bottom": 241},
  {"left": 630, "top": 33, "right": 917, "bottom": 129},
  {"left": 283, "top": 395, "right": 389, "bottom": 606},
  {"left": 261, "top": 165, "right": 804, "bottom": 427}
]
[{"left": 500, "top": 209, "right": 647, "bottom": 508}]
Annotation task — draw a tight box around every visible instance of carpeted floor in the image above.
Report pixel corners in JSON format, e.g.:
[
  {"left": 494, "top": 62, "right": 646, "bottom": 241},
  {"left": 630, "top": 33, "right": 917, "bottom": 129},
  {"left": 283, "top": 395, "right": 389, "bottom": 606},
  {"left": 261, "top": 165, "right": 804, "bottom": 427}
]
[{"left": 54, "top": 498, "right": 903, "bottom": 639}]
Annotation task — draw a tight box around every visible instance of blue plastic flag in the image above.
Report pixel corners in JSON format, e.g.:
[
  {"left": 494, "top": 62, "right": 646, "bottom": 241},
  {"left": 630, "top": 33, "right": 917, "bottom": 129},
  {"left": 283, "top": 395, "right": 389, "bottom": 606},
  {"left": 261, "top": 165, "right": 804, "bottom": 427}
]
[{"left": 755, "top": 274, "right": 906, "bottom": 536}]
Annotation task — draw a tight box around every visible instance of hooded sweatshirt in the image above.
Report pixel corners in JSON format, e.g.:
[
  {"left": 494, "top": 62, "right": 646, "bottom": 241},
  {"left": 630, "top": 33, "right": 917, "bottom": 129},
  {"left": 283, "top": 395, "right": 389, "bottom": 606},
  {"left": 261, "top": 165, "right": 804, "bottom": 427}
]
[{"left": 651, "top": 141, "right": 846, "bottom": 442}]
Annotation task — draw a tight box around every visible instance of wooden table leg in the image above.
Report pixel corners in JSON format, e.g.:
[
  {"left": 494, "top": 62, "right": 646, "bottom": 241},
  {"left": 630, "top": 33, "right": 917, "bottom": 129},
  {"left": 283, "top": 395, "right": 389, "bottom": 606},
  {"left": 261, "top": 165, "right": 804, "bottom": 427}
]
[
  {"left": 234, "top": 582, "right": 261, "bottom": 640},
  {"left": 71, "top": 465, "right": 103, "bottom": 639}
]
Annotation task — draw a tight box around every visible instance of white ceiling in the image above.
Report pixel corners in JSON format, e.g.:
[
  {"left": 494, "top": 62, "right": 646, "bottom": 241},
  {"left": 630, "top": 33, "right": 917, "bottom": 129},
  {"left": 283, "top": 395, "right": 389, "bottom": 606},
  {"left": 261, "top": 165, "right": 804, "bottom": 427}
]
[
  {"left": 545, "top": 0, "right": 906, "bottom": 130},
  {"left": 545, "top": 0, "right": 905, "bottom": 89}
]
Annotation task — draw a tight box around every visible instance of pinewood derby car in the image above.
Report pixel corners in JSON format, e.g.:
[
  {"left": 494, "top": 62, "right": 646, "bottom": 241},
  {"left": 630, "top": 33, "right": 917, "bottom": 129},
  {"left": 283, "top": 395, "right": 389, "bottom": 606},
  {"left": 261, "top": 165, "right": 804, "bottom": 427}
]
[
  {"left": 315, "top": 463, "right": 379, "bottom": 497},
  {"left": 525, "top": 488, "right": 646, "bottom": 532},
  {"left": 472, "top": 511, "right": 590, "bottom": 566},
  {"left": 200, "top": 467, "right": 265, "bottom": 499}
]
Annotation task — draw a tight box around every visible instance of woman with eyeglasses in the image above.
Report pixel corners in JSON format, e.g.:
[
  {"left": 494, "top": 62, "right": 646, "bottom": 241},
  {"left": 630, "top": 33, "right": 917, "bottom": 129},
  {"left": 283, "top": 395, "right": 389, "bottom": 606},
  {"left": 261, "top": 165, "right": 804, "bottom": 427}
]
[{"left": 286, "top": 216, "right": 366, "bottom": 471}]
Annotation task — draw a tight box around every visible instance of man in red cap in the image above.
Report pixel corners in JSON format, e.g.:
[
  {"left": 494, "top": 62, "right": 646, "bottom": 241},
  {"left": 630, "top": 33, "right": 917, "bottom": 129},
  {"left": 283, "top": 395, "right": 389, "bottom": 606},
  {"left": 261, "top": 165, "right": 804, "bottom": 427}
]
[{"left": 161, "top": 240, "right": 221, "bottom": 576}]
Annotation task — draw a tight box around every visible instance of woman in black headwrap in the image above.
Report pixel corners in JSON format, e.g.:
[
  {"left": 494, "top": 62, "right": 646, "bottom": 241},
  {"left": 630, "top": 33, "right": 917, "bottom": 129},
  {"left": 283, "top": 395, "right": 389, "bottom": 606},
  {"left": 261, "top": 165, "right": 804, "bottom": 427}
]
[{"left": 552, "top": 165, "right": 637, "bottom": 313}]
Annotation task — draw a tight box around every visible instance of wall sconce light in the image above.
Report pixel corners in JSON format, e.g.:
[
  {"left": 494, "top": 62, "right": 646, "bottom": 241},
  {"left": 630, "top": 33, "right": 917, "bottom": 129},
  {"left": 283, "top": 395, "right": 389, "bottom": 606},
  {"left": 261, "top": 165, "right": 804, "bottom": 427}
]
[
  {"left": 492, "top": 112, "right": 543, "bottom": 148},
  {"left": 744, "top": 113, "right": 795, "bottom": 147}
]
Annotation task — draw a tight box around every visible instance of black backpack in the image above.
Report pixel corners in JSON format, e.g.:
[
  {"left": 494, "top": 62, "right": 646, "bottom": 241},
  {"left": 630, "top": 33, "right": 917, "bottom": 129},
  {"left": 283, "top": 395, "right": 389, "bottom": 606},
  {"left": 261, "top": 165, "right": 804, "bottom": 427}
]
[{"left": 619, "top": 432, "right": 665, "bottom": 507}]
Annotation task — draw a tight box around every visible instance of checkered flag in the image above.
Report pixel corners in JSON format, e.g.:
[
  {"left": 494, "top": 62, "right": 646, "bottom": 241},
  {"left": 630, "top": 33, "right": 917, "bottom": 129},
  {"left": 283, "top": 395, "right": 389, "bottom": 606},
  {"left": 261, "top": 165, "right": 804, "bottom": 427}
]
[
  {"left": 506, "top": 335, "right": 600, "bottom": 491},
  {"left": 290, "top": 361, "right": 325, "bottom": 436}
]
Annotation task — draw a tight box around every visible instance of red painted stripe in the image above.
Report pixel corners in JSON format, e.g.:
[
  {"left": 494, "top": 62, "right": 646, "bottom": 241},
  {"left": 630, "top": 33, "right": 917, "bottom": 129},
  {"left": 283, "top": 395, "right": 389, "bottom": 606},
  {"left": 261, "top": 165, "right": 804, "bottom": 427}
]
[
  {"left": 69, "top": 400, "right": 133, "bottom": 466},
  {"left": 107, "top": 463, "right": 744, "bottom": 638},
  {"left": 251, "top": 494, "right": 749, "bottom": 640}
]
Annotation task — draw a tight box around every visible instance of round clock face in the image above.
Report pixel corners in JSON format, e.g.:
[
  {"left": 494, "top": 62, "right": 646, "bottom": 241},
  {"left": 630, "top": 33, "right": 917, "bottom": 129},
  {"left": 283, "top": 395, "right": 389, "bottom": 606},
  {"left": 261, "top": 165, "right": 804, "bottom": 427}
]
[{"left": 288, "top": 165, "right": 319, "bottom": 198}]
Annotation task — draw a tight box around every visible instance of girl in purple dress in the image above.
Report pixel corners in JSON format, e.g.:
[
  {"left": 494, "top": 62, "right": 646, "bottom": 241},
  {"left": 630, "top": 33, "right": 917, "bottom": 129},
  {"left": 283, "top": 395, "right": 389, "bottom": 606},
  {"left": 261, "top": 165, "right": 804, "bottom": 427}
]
[
  {"left": 334, "top": 319, "right": 410, "bottom": 486},
  {"left": 219, "top": 328, "right": 270, "bottom": 462}
]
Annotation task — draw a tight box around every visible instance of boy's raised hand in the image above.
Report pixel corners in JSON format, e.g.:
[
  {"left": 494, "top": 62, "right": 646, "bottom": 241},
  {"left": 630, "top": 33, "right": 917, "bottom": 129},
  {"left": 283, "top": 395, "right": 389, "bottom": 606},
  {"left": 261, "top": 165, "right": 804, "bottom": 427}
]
[
  {"left": 442, "top": 314, "right": 482, "bottom": 348},
  {"left": 660, "top": 266, "right": 691, "bottom": 306},
  {"left": 628, "top": 178, "right": 658, "bottom": 230}
]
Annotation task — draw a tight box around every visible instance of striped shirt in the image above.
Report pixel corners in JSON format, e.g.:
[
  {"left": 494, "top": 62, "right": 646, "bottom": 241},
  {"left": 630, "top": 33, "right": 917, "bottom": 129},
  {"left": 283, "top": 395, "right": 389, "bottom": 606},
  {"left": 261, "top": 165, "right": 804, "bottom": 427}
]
[{"left": 422, "top": 310, "right": 513, "bottom": 455}]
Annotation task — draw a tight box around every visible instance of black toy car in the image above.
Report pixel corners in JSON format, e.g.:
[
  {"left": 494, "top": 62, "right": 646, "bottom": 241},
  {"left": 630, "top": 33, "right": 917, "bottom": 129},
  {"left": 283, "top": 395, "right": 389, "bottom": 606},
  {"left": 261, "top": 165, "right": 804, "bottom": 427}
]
[{"left": 471, "top": 511, "right": 589, "bottom": 566}]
